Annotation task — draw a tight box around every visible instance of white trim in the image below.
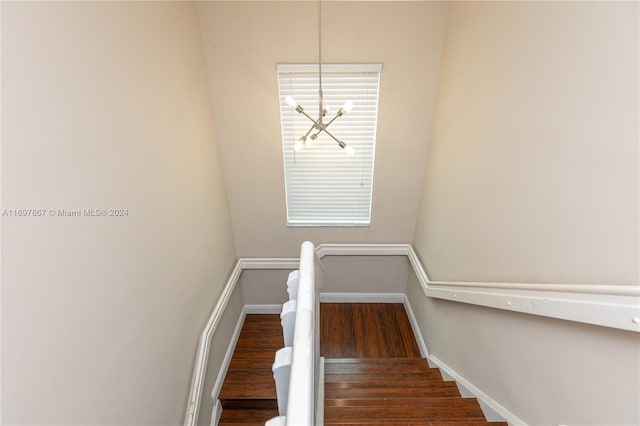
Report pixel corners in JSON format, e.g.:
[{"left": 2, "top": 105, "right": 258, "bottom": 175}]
[
  {"left": 402, "top": 294, "right": 429, "bottom": 358},
  {"left": 239, "top": 258, "right": 299, "bottom": 270},
  {"left": 427, "top": 354, "right": 526, "bottom": 426},
  {"left": 245, "top": 304, "right": 283, "bottom": 314},
  {"left": 477, "top": 399, "right": 507, "bottom": 423},
  {"left": 315, "top": 357, "right": 325, "bottom": 426},
  {"left": 185, "top": 260, "right": 300, "bottom": 426},
  {"left": 184, "top": 261, "right": 243, "bottom": 426},
  {"left": 316, "top": 243, "right": 410, "bottom": 258},
  {"left": 319, "top": 292, "right": 405, "bottom": 303},
  {"left": 277, "top": 63, "right": 383, "bottom": 73},
  {"left": 187, "top": 242, "right": 640, "bottom": 425},
  {"left": 428, "top": 280, "right": 639, "bottom": 297},
  {"left": 210, "top": 399, "right": 222, "bottom": 426},
  {"left": 316, "top": 243, "right": 640, "bottom": 332},
  {"left": 421, "top": 283, "right": 638, "bottom": 332},
  {"left": 210, "top": 307, "right": 247, "bottom": 403}
]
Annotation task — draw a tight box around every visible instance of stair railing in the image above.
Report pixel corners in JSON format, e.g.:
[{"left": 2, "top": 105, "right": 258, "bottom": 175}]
[{"left": 268, "top": 241, "right": 322, "bottom": 426}]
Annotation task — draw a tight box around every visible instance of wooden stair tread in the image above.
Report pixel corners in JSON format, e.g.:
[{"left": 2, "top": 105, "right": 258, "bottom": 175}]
[
  {"left": 321, "top": 303, "right": 422, "bottom": 358},
  {"left": 325, "top": 384, "right": 462, "bottom": 399},
  {"left": 228, "top": 354, "right": 275, "bottom": 369},
  {"left": 233, "top": 335, "right": 283, "bottom": 351},
  {"left": 324, "top": 396, "right": 484, "bottom": 408},
  {"left": 324, "top": 356, "right": 496, "bottom": 424},
  {"left": 219, "top": 378, "right": 276, "bottom": 399},
  {"left": 324, "top": 380, "right": 460, "bottom": 396},
  {"left": 219, "top": 314, "right": 279, "bottom": 409},
  {"left": 218, "top": 408, "right": 279, "bottom": 424},
  {"left": 325, "top": 422, "right": 507, "bottom": 426},
  {"left": 325, "top": 370, "right": 443, "bottom": 383},
  {"left": 324, "top": 405, "right": 486, "bottom": 420},
  {"left": 325, "top": 357, "right": 432, "bottom": 364},
  {"left": 324, "top": 358, "right": 435, "bottom": 374},
  {"left": 224, "top": 369, "right": 275, "bottom": 381}
]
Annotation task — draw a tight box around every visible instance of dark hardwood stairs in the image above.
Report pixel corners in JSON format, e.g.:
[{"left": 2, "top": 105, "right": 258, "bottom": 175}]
[
  {"left": 323, "top": 358, "right": 506, "bottom": 425},
  {"left": 218, "top": 314, "right": 281, "bottom": 425},
  {"left": 217, "top": 305, "right": 507, "bottom": 425}
]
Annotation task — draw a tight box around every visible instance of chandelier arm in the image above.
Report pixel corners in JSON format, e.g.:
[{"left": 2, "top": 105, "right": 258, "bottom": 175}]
[
  {"left": 323, "top": 113, "right": 341, "bottom": 129},
  {"left": 317, "top": 126, "right": 345, "bottom": 147},
  {"left": 297, "top": 109, "right": 322, "bottom": 128},
  {"left": 303, "top": 124, "right": 316, "bottom": 138}
]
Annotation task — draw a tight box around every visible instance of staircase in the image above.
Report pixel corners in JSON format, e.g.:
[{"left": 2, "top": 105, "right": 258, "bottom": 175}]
[
  {"left": 218, "top": 314, "right": 281, "bottom": 425},
  {"left": 217, "top": 305, "right": 507, "bottom": 425},
  {"left": 324, "top": 358, "right": 506, "bottom": 425}
]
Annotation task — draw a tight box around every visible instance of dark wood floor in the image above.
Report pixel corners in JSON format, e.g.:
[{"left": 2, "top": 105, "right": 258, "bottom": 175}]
[
  {"left": 218, "top": 303, "right": 506, "bottom": 425},
  {"left": 320, "top": 303, "right": 422, "bottom": 358},
  {"left": 218, "top": 315, "right": 281, "bottom": 424}
]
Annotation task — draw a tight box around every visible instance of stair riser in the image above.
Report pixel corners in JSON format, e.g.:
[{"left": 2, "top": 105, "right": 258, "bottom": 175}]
[
  {"left": 325, "top": 372, "right": 443, "bottom": 383},
  {"left": 219, "top": 399, "right": 278, "bottom": 410},
  {"left": 325, "top": 386, "right": 462, "bottom": 399}
]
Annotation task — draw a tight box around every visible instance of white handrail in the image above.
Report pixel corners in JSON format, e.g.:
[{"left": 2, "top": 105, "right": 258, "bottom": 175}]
[{"left": 285, "top": 241, "right": 319, "bottom": 425}]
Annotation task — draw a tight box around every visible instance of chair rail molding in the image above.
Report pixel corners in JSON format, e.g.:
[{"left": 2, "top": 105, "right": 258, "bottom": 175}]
[
  {"left": 185, "top": 243, "right": 640, "bottom": 426},
  {"left": 316, "top": 243, "right": 640, "bottom": 332}
]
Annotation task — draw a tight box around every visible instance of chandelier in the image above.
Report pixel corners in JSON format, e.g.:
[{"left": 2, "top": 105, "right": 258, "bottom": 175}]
[{"left": 284, "top": 0, "right": 355, "bottom": 156}]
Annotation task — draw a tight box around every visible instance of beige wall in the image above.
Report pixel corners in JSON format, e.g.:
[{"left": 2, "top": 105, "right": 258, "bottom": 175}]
[
  {"left": 197, "top": 285, "right": 244, "bottom": 426},
  {"left": 321, "top": 255, "right": 409, "bottom": 294},
  {"left": 1, "top": 2, "right": 236, "bottom": 424},
  {"left": 407, "top": 272, "right": 640, "bottom": 425},
  {"left": 414, "top": 1, "right": 639, "bottom": 285},
  {"left": 197, "top": 1, "right": 448, "bottom": 257},
  {"left": 410, "top": 2, "right": 640, "bottom": 424},
  {"left": 238, "top": 255, "right": 409, "bottom": 305}
]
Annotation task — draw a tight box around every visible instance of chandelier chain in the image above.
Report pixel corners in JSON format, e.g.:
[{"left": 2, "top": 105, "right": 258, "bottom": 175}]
[{"left": 318, "top": 0, "right": 323, "bottom": 124}]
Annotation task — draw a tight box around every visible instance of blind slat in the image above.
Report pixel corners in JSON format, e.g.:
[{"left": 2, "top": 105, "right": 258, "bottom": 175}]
[{"left": 278, "top": 66, "right": 380, "bottom": 226}]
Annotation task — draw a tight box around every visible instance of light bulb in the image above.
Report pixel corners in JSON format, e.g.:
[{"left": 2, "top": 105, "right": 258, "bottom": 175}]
[
  {"left": 294, "top": 140, "right": 304, "bottom": 152},
  {"left": 285, "top": 95, "right": 298, "bottom": 108},
  {"left": 342, "top": 100, "right": 354, "bottom": 113},
  {"left": 344, "top": 145, "right": 355, "bottom": 156},
  {"left": 308, "top": 134, "right": 318, "bottom": 145}
]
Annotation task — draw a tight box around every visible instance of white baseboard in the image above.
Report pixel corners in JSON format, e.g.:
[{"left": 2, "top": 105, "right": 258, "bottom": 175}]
[
  {"left": 245, "top": 304, "right": 283, "bottom": 314},
  {"left": 210, "top": 307, "right": 247, "bottom": 401},
  {"left": 319, "top": 292, "right": 405, "bottom": 303},
  {"left": 427, "top": 354, "right": 526, "bottom": 425},
  {"left": 402, "top": 294, "right": 429, "bottom": 358},
  {"left": 315, "top": 357, "right": 325, "bottom": 426},
  {"left": 210, "top": 399, "right": 222, "bottom": 426}
]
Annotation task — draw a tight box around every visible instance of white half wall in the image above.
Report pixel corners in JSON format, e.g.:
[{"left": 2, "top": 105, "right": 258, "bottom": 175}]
[
  {"left": 1, "top": 2, "right": 236, "bottom": 424},
  {"left": 237, "top": 255, "right": 410, "bottom": 306},
  {"left": 321, "top": 255, "right": 409, "bottom": 294}
]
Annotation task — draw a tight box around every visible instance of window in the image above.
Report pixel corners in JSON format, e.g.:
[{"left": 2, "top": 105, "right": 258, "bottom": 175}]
[{"left": 278, "top": 64, "right": 381, "bottom": 226}]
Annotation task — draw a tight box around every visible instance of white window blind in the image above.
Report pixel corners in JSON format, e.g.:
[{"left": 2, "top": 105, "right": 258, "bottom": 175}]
[{"left": 277, "top": 64, "right": 381, "bottom": 226}]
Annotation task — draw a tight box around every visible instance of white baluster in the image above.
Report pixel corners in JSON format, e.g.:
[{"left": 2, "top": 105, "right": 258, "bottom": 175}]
[
  {"left": 265, "top": 416, "right": 286, "bottom": 426},
  {"left": 280, "top": 299, "right": 297, "bottom": 347},
  {"left": 287, "top": 270, "right": 299, "bottom": 300},
  {"left": 272, "top": 347, "right": 292, "bottom": 416}
]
